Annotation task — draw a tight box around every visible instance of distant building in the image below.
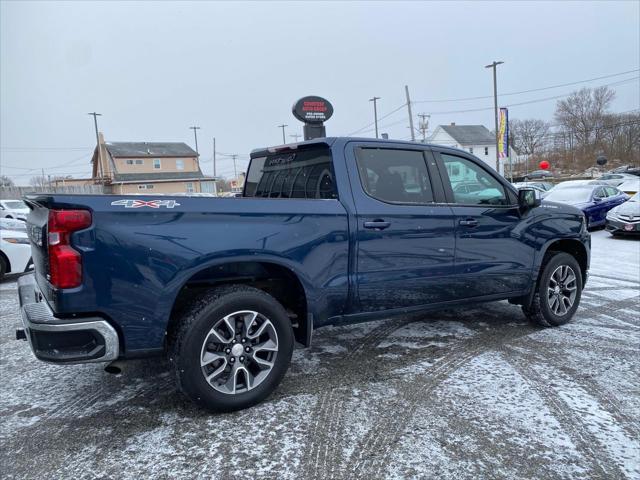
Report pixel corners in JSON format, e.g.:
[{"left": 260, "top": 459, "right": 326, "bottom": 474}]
[
  {"left": 90, "top": 133, "right": 217, "bottom": 194},
  {"left": 428, "top": 123, "right": 522, "bottom": 175}
]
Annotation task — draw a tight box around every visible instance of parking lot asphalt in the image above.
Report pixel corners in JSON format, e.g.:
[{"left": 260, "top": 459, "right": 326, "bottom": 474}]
[{"left": 0, "top": 229, "right": 639, "bottom": 480}]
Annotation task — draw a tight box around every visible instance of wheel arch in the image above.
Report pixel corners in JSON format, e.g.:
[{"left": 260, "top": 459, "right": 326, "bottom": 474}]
[
  {"left": 165, "top": 257, "right": 314, "bottom": 348},
  {"left": 0, "top": 250, "right": 11, "bottom": 274},
  {"left": 537, "top": 238, "right": 589, "bottom": 285}
]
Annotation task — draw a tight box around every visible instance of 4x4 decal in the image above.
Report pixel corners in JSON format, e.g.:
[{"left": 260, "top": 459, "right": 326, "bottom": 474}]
[{"left": 111, "top": 199, "right": 181, "bottom": 209}]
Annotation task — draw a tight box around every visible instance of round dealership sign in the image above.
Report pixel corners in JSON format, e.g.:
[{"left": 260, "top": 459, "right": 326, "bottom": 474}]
[
  {"left": 539, "top": 160, "right": 550, "bottom": 170},
  {"left": 292, "top": 96, "right": 334, "bottom": 124}
]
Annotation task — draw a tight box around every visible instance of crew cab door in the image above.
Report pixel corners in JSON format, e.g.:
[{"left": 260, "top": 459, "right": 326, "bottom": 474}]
[
  {"left": 344, "top": 142, "right": 456, "bottom": 312},
  {"left": 433, "top": 150, "right": 534, "bottom": 297}
]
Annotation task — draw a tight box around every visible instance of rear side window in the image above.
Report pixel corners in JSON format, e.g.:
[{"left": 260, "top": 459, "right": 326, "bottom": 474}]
[
  {"left": 244, "top": 146, "right": 337, "bottom": 199},
  {"left": 604, "top": 186, "right": 619, "bottom": 196},
  {"left": 355, "top": 148, "right": 434, "bottom": 204}
]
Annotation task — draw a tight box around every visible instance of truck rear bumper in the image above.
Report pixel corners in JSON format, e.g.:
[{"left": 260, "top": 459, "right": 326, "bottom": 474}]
[{"left": 17, "top": 274, "right": 119, "bottom": 364}]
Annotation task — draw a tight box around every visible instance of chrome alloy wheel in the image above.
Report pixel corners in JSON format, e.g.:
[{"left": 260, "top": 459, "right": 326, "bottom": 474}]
[
  {"left": 200, "top": 310, "right": 279, "bottom": 395},
  {"left": 547, "top": 265, "right": 578, "bottom": 316}
]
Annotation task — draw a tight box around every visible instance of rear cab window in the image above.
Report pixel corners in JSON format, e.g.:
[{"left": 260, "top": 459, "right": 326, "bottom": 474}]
[{"left": 244, "top": 145, "right": 337, "bottom": 199}]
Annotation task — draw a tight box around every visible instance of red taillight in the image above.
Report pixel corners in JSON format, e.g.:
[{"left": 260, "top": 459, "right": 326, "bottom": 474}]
[
  {"left": 49, "top": 210, "right": 92, "bottom": 232},
  {"left": 48, "top": 209, "right": 92, "bottom": 289}
]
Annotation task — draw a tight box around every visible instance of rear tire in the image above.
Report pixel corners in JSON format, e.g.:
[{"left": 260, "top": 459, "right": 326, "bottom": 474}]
[
  {"left": 169, "top": 284, "right": 294, "bottom": 412},
  {"left": 522, "top": 252, "right": 583, "bottom": 327}
]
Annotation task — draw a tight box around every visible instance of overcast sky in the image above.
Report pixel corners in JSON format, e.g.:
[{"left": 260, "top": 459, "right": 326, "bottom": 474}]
[{"left": 1, "top": 0, "right": 638, "bottom": 183}]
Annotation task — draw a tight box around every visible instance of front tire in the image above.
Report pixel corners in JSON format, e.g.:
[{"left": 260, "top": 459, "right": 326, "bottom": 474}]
[
  {"left": 522, "top": 252, "right": 583, "bottom": 327},
  {"left": 170, "top": 285, "right": 294, "bottom": 412}
]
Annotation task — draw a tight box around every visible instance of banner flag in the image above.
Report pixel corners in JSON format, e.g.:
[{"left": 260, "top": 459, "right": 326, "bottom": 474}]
[{"left": 498, "top": 108, "right": 509, "bottom": 159}]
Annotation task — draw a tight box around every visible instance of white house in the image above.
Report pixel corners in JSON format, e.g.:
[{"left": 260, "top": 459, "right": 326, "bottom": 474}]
[{"left": 428, "top": 123, "right": 521, "bottom": 175}]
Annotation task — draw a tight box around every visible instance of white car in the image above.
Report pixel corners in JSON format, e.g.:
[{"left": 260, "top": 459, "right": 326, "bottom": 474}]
[
  {"left": 0, "top": 218, "right": 32, "bottom": 280},
  {"left": 598, "top": 173, "right": 639, "bottom": 187},
  {"left": 617, "top": 178, "right": 640, "bottom": 196},
  {"left": 548, "top": 179, "right": 607, "bottom": 191},
  {"left": 0, "top": 199, "right": 29, "bottom": 221}
]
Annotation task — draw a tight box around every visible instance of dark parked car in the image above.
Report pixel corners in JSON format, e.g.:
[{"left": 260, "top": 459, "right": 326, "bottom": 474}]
[
  {"left": 524, "top": 170, "right": 554, "bottom": 180},
  {"left": 17, "top": 138, "right": 590, "bottom": 411},
  {"left": 543, "top": 184, "right": 629, "bottom": 228},
  {"left": 453, "top": 181, "right": 485, "bottom": 194},
  {"left": 606, "top": 192, "right": 640, "bottom": 235}
]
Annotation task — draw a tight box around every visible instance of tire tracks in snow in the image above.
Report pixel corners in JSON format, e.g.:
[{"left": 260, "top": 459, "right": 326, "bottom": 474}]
[
  {"left": 506, "top": 342, "right": 640, "bottom": 441},
  {"left": 501, "top": 351, "right": 629, "bottom": 479},
  {"left": 345, "top": 323, "right": 537, "bottom": 480},
  {"left": 299, "top": 317, "right": 414, "bottom": 480}
]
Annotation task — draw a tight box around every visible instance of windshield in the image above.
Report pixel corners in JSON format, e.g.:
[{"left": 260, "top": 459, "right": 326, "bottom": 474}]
[
  {"left": 3, "top": 200, "right": 26, "bottom": 209},
  {"left": 545, "top": 187, "right": 593, "bottom": 203}
]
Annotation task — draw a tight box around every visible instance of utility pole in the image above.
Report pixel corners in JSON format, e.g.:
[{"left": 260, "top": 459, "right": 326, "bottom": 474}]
[
  {"left": 278, "top": 124, "right": 288, "bottom": 144},
  {"left": 231, "top": 155, "right": 238, "bottom": 182},
  {"left": 369, "top": 96, "right": 381, "bottom": 138},
  {"left": 485, "top": 61, "right": 504, "bottom": 177},
  {"left": 213, "top": 137, "right": 217, "bottom": 178},
  {"left": 290, "top": 133, "right": 301, "bottom": 143},
  {"left": 418, "top": 113, "right": 430, "bottom": 142},
  {"left": 405, "top": 86, "right": 415, "bottom": 141},
  {"left": 87, "top": 112, "right": 103, "bottom": 181},
  {"left": 189, "top": 126, "right": 201, "bottom": 154}
]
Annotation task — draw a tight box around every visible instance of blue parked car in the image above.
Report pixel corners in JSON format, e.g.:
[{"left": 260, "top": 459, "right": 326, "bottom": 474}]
[{"left": 544, "top": 184, "right": 628, "bottom": 228}]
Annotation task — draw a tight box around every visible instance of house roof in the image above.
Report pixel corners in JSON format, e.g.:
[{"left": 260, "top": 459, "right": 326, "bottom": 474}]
[
  {"left": 112, "top": 171, "right": 206, "bottom": 183},
  {"left": 105, "top": 142, "right": 198, "bottom": 158},
  {"left": 438, "top": 125, "right": 495, "bottom": 145}
]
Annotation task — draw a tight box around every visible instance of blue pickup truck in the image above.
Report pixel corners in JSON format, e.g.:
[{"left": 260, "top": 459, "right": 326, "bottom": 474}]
[{"left": 17, "top": 137, "right": 590, "bottom": 411}]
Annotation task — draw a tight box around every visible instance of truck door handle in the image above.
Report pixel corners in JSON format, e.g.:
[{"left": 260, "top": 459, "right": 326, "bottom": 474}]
[
  {"left": 459, "top": 218, "right": 478, "bottom": 227},
  {"left": 364, "top": 220, "right": 391, "bottom": 230}
]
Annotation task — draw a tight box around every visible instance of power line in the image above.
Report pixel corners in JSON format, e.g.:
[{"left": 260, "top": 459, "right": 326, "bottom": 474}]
[
  {"left": 346, "top": 103, "right": 406, "bottom": 136},
  {"left": 1, "top": 146, "right": 91, "bottom": 151},
  {"left": 413, "top": 68, "right": 640, "bottom": 104},
  {"left": 424, "top": 77, "right": 638, "bottom": 116},
  {"left": 1, "top": 151, "right": 93, "bottom": 172}
]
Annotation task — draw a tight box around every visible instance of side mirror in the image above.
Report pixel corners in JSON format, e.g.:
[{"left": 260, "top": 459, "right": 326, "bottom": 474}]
[
  {"left": 518, "top": 188, "right": 539, "bottom": 209},
  {"left": 593, "top": 196, "right": 603, "bottom": 203}
]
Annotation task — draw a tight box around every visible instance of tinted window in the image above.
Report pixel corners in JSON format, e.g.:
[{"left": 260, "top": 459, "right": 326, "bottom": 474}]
[
  {"left": 244, "top": 146, "right": 337, "bottom": 199},
  {"left": 355, "top": 148, "right": 434, "bottom": 204},
  {"left": 605, "top": 186, "right": 619, "bottom": 196},
  {"left": 440, "top": 154, "right": 508, "bottom": 206},
  {"left": 593, "top": 187, "right": 606, "bottom": 198}
]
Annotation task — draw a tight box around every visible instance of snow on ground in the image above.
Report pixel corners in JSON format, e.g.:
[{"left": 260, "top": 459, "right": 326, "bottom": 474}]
[{"left": 0, "top": 229, "right": 638, "bottom": 479}]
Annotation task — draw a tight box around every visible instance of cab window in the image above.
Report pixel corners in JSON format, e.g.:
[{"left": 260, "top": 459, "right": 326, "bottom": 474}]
[
  {"left": 244, "top": 146, "right": 337, "bottom": 199},
  {"left": 355, "top": 148, "right": 434, "bottom": 204},
  {"left": 440, "top": 153, "right": 508, "bottom": 206}
]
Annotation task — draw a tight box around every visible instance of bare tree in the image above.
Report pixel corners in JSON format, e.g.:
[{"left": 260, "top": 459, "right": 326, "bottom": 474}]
[
  {"left": 554, "top": 86, "right": 616, "bottom": 147},
  {"left": 0, "top": 175, "right": 14, "bottom": 187},
  {"left": 510, "top": 118, "right": 551, "bottom": 156},
  {"left": 29, "top": 176, "right": 48, "bottom": 187}
]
